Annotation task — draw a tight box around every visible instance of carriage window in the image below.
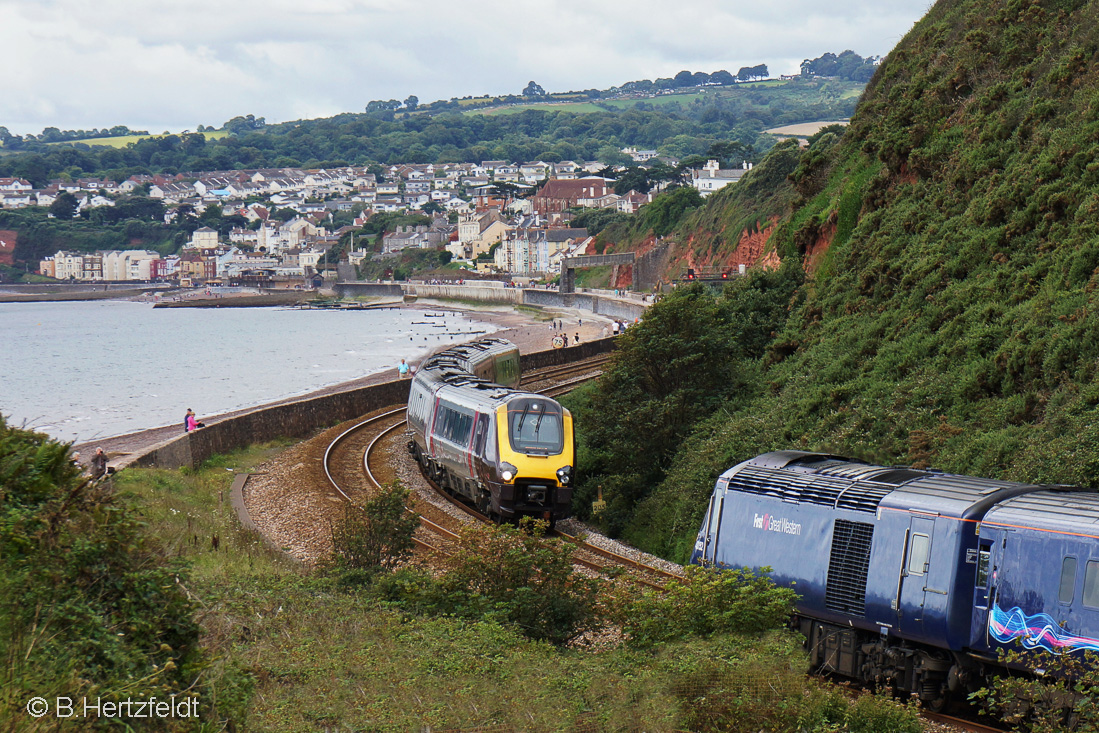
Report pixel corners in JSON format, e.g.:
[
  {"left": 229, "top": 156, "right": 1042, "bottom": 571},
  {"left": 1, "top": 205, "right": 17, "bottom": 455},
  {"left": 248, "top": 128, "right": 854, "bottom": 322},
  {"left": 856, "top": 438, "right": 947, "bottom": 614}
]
[
  {"left": 437, "top": 404, "right": 474, "bottom": 446},
  {"left": 507, "top": 398, "right": 564, "bottom": 454},
  {"left": 1060, "top": 557, "right": 1078, "bottom": 604},
  {"left": 976, "top": 547, "right": 991, "bottom": 588},
  {"left": 1084, "top": 561, "right": 1099, "bottom": 608},
  {"left": 907, "top": 534, "right": 930, "bottom": 576}
]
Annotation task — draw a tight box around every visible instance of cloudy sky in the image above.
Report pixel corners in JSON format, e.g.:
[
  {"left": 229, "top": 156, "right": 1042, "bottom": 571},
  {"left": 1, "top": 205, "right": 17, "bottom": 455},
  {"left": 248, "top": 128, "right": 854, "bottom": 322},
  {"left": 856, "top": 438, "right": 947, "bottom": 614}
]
[{"left": 1, "top": 0, "right": 932, "bottom": 136}]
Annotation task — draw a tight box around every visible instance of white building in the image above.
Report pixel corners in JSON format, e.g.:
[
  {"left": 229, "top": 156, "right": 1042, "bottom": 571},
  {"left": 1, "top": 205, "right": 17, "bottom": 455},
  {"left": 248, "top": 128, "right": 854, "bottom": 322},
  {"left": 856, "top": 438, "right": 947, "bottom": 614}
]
[{"left": 691, "top": 159, "right": 748, "bottom": 196}]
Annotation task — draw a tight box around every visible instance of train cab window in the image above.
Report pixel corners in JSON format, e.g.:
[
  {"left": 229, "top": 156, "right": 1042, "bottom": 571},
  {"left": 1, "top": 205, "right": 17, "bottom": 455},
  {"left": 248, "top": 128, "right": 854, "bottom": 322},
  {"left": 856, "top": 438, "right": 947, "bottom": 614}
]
[
  {"left": 1084, "top": 561, "right": 1099, "bottom": 608},
  {"left": 976, "top": 547, "right": 991, "bottom": 588},
  {"left": 1060, "top": 557, "right": 1078, "bottom": 604},
  {"left": 907, "top": 533, "right": 930, "bottom": 576},
  {"left": 507, "top": 398, "right": 564, "bottom": 455}
]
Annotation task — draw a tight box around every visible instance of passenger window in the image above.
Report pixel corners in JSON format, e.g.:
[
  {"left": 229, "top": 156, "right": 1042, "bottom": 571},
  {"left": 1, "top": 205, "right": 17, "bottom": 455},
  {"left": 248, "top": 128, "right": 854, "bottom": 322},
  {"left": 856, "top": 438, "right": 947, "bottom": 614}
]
[
  {"left": 1060, "top": 557, "right": 1078, "bottom": 604},
  {"left": 1084, "top": 561, "right": 1099, "bottom": 608},
  {"left": 907, "top": 534, "right": 930, "bottom": 576},
  {"left": 976, "top": 548, "right": 991, "bottom": 588}
]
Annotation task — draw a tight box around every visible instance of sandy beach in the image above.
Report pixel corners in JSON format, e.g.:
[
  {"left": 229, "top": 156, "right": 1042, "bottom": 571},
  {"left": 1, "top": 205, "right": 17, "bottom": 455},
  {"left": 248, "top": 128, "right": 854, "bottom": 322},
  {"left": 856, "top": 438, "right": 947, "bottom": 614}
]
[{"left": 74, "top": 299, "right": 619, "bottom": 459}]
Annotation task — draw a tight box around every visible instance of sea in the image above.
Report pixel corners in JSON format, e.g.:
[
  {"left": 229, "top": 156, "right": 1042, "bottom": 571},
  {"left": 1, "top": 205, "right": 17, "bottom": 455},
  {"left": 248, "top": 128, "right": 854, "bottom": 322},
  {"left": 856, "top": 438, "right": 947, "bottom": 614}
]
[{"left": 0, "top": 300, "right": 498, "bottom": 444}]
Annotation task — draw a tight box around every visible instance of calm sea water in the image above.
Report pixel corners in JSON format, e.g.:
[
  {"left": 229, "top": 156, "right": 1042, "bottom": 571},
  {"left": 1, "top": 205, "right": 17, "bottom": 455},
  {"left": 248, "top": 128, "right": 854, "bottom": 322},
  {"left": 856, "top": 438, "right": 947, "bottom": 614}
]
[{"left": 0, "top": 300, "right": 497, "bottom": 443}]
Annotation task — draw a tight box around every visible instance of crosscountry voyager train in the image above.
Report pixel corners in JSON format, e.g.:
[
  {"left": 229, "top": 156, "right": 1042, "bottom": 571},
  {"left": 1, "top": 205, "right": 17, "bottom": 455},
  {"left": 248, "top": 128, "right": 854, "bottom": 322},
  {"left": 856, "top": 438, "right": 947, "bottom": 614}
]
[
  {"left": 406, "top": 338, "right": 575, "bottom": 524},
  {"left": 693, "top": 451, "right": 1099, "bottom": 709}
]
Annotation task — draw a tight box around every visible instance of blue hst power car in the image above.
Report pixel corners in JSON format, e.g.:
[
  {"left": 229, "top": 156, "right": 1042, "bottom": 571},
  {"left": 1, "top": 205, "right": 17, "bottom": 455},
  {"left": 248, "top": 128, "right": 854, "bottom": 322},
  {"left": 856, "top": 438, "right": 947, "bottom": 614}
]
[{"left": 691, "top": 451, "right": 1099, "bottom": 706}]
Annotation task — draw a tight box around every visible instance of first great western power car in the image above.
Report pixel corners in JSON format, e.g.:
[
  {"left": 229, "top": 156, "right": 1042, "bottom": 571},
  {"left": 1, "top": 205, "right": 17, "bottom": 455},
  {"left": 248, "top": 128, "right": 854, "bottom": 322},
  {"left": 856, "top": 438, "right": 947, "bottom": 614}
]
[{"left": 693, "top": 450, "right": 1099, "bottom": 708}]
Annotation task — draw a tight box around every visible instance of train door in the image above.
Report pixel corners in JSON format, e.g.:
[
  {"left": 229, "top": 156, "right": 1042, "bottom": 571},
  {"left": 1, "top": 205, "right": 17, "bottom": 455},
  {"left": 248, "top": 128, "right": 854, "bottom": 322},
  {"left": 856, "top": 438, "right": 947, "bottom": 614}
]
[
  {"left": 895, "top": 515, "right": 934, "bottom": 636},
  {"left": 971, "top": 536, "right": 996, "bottom": 649},
  {"left": 696, "top": 491, "right": 725, "bottom": 566}
]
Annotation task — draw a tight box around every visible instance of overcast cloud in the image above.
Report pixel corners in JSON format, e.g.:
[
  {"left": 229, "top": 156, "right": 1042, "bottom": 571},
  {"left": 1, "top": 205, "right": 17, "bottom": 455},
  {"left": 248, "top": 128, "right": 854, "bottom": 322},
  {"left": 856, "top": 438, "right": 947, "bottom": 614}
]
[{"left": 0, "top": 0, "right": 932, "bottom": 135}]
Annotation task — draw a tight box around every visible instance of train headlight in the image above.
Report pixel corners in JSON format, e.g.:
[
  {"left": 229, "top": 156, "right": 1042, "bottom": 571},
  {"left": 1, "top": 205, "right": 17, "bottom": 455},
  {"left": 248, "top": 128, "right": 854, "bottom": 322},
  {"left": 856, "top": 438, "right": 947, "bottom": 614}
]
[
  {"left": 556, "top": 465, "right": 572, "bottom": 485},
  {"left": 500, "top": 462, "right": 517, "bottom": 482}
]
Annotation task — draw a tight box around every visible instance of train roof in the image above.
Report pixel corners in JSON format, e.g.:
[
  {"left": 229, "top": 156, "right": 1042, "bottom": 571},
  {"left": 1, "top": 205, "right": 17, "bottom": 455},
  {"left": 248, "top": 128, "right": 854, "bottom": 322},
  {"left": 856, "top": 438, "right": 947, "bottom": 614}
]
[
  {"left": 982, "top": 488, "right": 1099, "bottom": 538},
  {"left": 724, "top": 451, "right": 1041, "bottom": 518},
  {"left": 415, "top": 337, "right": 516, "bottom": 387}
]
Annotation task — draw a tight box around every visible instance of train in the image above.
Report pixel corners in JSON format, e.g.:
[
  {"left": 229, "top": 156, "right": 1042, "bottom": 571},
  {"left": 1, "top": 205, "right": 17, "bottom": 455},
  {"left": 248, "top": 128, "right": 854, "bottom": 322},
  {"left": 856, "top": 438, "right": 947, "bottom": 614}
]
[
  {"left": 406, "top": 338, "right": 575, "bottom": 525},
  {"left": 691, "top": 450, "right": 1099, "bottom": 707}
]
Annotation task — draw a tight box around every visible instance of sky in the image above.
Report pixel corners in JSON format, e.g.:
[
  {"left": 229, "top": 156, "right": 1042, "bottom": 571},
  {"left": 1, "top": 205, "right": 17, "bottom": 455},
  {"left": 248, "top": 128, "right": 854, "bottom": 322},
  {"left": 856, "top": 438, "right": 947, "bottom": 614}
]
[{"left": 0, "top": 0, "right": 933, "bottom": 136}]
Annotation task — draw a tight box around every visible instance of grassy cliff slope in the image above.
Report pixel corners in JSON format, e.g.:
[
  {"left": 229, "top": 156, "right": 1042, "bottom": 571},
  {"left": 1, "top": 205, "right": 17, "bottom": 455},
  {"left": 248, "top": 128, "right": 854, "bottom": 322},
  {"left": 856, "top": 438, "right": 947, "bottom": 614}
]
[{"left": 588, "top": 0, "right": 1099, "bottom": 559}]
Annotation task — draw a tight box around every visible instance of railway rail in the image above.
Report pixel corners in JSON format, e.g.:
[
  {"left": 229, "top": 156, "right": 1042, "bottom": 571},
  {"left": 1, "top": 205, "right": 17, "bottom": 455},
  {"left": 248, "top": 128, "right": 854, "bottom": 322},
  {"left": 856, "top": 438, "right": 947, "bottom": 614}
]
[{"left": 922, "top": 711, "right": 1006, "bottom": 733}]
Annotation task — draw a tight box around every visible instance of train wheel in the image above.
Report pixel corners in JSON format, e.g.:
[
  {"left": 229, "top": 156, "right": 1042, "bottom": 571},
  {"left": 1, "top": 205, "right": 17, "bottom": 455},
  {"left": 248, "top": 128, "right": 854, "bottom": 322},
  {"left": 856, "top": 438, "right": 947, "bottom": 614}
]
[{"left": 475, "top": 493, "right": 491, "bottom": 515}]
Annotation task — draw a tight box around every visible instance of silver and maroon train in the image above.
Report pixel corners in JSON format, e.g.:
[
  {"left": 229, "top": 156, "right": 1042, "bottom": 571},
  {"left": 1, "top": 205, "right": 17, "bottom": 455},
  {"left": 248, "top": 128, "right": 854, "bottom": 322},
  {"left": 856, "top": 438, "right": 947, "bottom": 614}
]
[{"left": 406, "top": 338, "right": 575, "bottom": 524}]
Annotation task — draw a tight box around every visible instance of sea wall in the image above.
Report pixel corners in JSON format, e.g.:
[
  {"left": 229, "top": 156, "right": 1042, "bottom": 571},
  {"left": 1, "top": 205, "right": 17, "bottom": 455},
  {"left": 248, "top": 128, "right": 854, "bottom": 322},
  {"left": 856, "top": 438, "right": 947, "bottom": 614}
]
[
  {"left": 130, "top": 337, "right": 617, "bottom": 470},
  {"left": 332, "top": 281, "right": 646, "bottom": 321},
  {"left": 333, "top": 283, "right": 404, "bottom": 298},
  {"left": 406, "top": 283, "right": 522, "bottom": 304},
  {"left": 522, "top": 289, "right": 645, "bottom": 321}
]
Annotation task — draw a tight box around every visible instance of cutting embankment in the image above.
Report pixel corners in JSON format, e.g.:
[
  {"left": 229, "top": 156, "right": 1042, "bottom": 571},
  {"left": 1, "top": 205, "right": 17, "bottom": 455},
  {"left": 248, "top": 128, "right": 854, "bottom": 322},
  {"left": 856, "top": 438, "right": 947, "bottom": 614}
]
[{"left": 585, "top": 0, "right": 1099, "bottom": 559}]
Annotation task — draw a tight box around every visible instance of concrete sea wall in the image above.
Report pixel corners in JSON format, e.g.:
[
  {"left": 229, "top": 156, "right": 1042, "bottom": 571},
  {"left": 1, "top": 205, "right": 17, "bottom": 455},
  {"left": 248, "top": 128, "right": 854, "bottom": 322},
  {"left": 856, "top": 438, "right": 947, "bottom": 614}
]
[
  {"left": 336, "top": 281, "right": 646, "bottom": 322},
  {"left": 131, "top": 338, "right": 617, "bottom": 471}
]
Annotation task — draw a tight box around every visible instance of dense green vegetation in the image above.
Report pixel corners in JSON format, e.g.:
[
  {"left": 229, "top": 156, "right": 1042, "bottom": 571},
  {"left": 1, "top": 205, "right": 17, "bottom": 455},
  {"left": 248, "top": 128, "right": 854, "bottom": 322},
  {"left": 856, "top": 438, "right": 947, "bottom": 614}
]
[
  {"left": 0, "top": 422, "right": 924, "bottom": 729},
  {"left": 567, "top": 0, "right": 1099, "bottom": 573},
  {"left": 0, "top": 418, "right": 246, "bottom": 729}
]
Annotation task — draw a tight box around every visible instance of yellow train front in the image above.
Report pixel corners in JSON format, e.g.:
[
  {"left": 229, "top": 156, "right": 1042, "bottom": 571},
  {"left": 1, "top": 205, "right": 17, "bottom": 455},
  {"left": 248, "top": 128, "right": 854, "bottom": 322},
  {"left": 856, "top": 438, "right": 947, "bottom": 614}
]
[{"left": 406, "top": 339, "right": 575, "bottom": 524}]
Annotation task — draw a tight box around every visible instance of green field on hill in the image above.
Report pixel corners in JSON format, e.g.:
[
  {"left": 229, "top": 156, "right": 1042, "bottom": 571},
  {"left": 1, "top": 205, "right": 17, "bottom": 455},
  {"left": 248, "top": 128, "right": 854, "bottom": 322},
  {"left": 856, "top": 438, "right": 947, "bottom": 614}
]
[{"left": 52, "top": 130, "right": 229, "bottom": 148}]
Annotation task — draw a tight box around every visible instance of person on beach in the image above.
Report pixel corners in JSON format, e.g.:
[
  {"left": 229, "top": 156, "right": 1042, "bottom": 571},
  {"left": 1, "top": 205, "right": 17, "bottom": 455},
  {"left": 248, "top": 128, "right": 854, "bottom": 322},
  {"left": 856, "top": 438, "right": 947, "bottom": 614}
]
[
  {"left": 398, "top": 359, "right": 410, "bottom": 378},
  {"left": 574, "top": 332, "right": 580, "bottom": 346}
]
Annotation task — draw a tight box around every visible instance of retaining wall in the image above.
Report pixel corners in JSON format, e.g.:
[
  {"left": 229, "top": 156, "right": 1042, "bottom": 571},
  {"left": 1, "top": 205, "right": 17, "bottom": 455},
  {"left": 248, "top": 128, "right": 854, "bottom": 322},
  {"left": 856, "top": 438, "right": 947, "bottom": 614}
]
[
  {"left": 521, "top": 289, "right": 645, "bottom": 321},
  {"left": 334, "top": 282, "right": 404, "bottom": 298},
  {"left": 405, "top": 283, "right": 522, "bottom": 304},
  {"left": 130, "top": 338, "right": 617, "bottom": 471}
]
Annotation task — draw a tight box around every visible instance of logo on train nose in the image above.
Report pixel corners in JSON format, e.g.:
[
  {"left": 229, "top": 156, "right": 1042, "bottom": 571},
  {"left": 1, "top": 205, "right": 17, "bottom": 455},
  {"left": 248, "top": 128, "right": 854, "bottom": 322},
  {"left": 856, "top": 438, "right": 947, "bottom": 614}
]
[{"left": 753, "top": 512, "right": 802, "bottom": 536}]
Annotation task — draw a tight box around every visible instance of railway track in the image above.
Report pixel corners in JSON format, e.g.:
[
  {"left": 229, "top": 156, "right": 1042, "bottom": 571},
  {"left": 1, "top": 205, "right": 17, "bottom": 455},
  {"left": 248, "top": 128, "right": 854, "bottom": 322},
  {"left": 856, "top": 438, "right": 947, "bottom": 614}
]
[
  {"left": 922, "top": 711, "right": 1006, "bottom": 733},
  {"left": 322, "top": 353, "right": 681, "bottom": 588}
]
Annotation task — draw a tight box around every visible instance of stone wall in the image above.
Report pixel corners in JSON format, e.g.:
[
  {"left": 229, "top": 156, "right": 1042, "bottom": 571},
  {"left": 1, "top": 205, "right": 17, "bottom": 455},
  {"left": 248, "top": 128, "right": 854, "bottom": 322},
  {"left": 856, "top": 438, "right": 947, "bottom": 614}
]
[
  {"left": 334, "top": 282, "right": 404, "bottom": 298},
  {"left": 130, "top": 338, "right": 618, "bottom": 471},
  {"left": 521, "top": 289, "right": 644, "bottom": 321},
  {"left": 405, "top": 283, "right": 522, "bottom": 304}
]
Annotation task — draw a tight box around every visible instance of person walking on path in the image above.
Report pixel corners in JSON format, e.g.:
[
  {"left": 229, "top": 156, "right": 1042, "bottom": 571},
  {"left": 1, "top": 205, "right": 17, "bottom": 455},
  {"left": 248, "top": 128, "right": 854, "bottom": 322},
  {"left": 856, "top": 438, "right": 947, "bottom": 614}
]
[
  {"left": 91, "top": 447, "right": 108, "bottom": 479},
  {"left": 574, "top": 332, "right": 581, "bottom": 346},
  {"left": 397, "top": 359, "right": 410, "bottom": 378},
  {"left": 185, "top": 409, "right": 203, "bottom": 432}
]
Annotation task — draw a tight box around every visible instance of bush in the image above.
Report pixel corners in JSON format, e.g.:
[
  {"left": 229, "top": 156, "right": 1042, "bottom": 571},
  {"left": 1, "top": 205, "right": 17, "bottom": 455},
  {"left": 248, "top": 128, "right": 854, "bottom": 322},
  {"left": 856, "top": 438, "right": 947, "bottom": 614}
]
[
  {"left": 0, "top": 417, "right": 212, "bottom": 726},
  {"left": 972, "top": 647, "right": 1099, "bottom": 732},
  {"left": 374, "top": 519, "right": 605, "bottom": 646},
  {"left": 621, "top": 565, "right": 797, "bottom": 647},
  {"left": 329, "top": 481, "right": 419, "bottom": 577}
]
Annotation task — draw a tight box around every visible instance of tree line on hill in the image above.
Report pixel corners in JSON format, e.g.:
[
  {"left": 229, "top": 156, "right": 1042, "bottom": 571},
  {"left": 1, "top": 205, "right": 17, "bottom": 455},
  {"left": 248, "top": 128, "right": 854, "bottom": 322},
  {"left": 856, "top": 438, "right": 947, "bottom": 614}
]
[
  {"left": 0, "top": 81, "right": 860, "bottom": 188},
  {"left": 799, "top": 50, "right": 879, "bottom": 82}
]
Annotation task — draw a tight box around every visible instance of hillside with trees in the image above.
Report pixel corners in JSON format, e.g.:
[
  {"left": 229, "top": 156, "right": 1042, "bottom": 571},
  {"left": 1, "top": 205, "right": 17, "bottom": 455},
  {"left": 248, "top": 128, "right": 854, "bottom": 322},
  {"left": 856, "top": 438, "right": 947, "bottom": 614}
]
[
  {"left": 0, "top": 76, "right": 861, "bottom": 187},
  {"left": 568, "top": 0, "right": 1099, "bottom": 560}
]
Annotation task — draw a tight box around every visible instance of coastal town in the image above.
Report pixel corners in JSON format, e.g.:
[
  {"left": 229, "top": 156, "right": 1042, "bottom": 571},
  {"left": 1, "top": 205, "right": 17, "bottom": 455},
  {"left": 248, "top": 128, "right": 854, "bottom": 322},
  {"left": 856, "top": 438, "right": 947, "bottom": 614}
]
[{"left": 3, "top": 152, "right": 750, "bottom": 287}]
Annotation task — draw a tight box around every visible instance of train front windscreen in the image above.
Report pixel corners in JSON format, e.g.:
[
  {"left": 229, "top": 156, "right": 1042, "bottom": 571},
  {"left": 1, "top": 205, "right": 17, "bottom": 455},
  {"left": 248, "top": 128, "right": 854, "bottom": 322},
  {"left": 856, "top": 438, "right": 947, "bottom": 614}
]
[{"left": 506, "top": 398, "right": 564, "bottom": 455}]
